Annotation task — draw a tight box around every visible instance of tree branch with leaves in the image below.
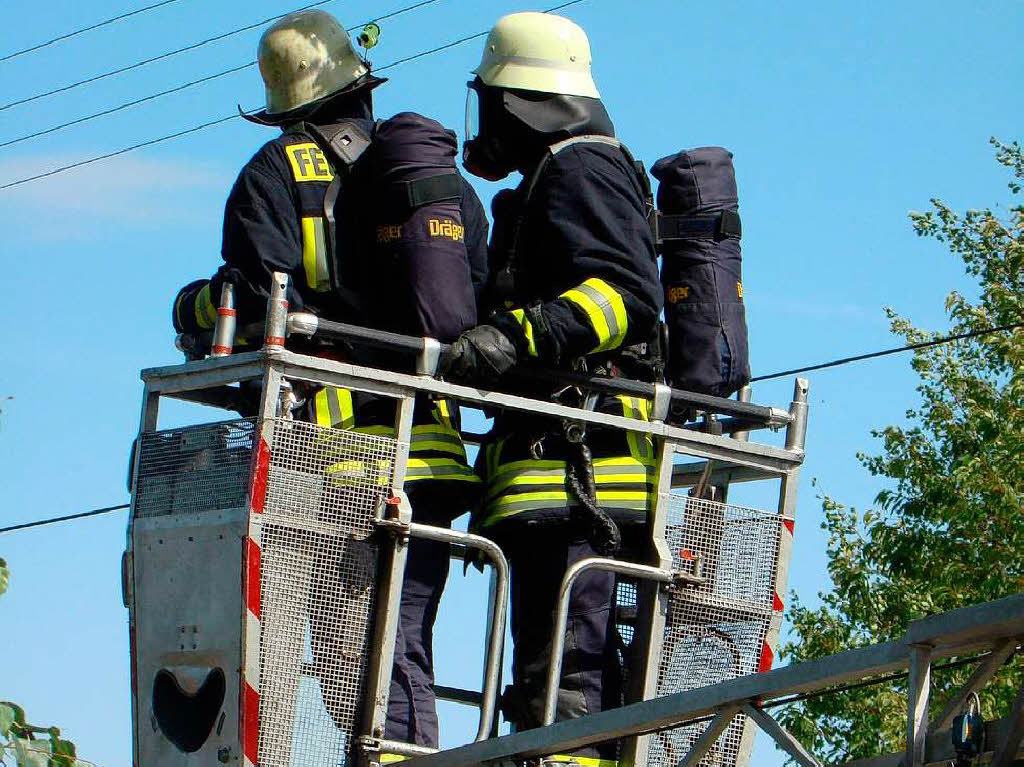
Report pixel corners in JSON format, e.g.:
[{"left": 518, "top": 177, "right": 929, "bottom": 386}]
[{"left": 777, "top": 138, "right": 1023, "bottom": 762}]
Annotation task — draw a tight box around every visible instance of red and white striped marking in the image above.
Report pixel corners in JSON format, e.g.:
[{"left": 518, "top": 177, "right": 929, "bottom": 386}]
[
  {"left": 759, "top": 517, "right": 795, "bottom": 673},
  {"left": 240, "top": 435, "right": 271, "bottom": 767}
]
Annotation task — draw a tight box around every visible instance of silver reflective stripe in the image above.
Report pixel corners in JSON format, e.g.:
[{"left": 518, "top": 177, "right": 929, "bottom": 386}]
[{"left": 548, "top": 134, "right": 621, "bottom": 157}]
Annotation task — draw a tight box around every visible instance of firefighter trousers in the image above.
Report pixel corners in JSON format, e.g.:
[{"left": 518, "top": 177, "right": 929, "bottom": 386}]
[
  {"left": 383, "top": 489, "right": 453, "bottom": 748},
  {"left": 499, "top": 526, "right": 646, "bottom": 762}
]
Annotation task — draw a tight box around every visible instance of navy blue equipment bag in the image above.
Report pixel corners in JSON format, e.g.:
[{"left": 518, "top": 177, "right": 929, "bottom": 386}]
[{"left": 651, "top": 147, "right": 750, "bottom": 397}]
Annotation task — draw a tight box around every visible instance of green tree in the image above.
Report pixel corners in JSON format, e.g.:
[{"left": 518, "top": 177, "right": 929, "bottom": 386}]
[{"left": 778, "top": 138, "right": 1024, "bottom": 761}]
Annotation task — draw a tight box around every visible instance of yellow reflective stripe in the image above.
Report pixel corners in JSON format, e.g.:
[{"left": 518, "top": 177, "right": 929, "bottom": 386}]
[
  {"left": 509, "top": 308, "right": 539, "bottom": 357},
  {"left": 380, "top": 756, "right": 408, "bottom": 764},
  {"left": 301, "top": 216, "right": 331, "bottom": 292},
  {"left": 435, "top": 398, "right": 452, "bottom": 425},
  {"left": 313, "top": 387, "right": 354, "bottom": 428},
  {"left": 325, "top": 457, "right": 392, "bottom": 486},
  {"left": 559, "top": 278, "right": 627, "bottom": 352},
  {"left": 617, "top": 395, "right": 654, "bottom": 462},
  {"left": 193, "top": 283, "right": 217, "bottom": 330},
  {"left": 354, "top": 425, "right": 394, "bottom": 437},
  {"left": 486, "top": 467, "right": 566, "bottom": 499},
  {"left": 547, "top": 756, "right": 619, "bottom": 767},
  {"left": 331, "top": 387, "right": 354, "bottom": 429},
  {"left": 481, "top": 490, "right": 649, "bottom": 525},
  {"left": 405, "top": 458, "right": 482, "bottom": 483},
  {"left": 313, "top": 389, "right": 333, "bottom": 427},
  {"left": 487, "top": 464, "right": 653, "bottom": 500},
  {"left": 490, "top": 456, "right": 649, "bottom": 484},
  {"left": 352, "top": 423, "right": 466, "bottom": 457}
]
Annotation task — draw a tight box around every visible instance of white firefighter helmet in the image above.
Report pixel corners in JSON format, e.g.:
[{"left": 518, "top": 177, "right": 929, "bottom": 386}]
[
  {"left": 472, "top": 12, "right": 600, "bottom": 99},
  {"left": 256, "top": 9, "right": 378, "bottom": 116}
]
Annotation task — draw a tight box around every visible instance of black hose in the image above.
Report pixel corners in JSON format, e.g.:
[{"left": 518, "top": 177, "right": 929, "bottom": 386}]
[{"left": 566, "top": 442, "right": 621, "bottom": 557}]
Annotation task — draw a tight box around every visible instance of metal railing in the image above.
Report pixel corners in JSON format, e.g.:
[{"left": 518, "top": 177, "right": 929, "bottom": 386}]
[{"left": 133, "top": 273, "right": 811, "bottom": 767}]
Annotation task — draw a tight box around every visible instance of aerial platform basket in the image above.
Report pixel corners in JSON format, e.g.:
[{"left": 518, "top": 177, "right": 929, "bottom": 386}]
[{"left": 124, "top": 275, "right": 809, "bottom": 767}]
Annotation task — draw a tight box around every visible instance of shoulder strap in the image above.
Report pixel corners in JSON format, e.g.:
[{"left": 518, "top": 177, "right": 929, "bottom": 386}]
[
  {"left": 490, "top": 136, "right": 652, "bottom": 310},
  {"left": 292, "top": 120, "right": 375, "bottom": 296},
  {"left": 302, "top": 120, "right": 374, "bottom": 170}
]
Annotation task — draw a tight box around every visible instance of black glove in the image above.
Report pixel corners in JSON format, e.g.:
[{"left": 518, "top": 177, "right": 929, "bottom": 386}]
[{"left": 439, "top": 325, "right": 518, "bottom": 385}]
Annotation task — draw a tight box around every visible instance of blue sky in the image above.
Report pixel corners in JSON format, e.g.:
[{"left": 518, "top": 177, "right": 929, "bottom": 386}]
[{"left": 0, "top": 1, "right": 1021, "bottom": 765}]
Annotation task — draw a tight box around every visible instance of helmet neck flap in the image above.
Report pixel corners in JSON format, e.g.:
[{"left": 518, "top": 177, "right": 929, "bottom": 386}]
[{"left": 463, "top": 80, "right": 614, "bottom": 181}]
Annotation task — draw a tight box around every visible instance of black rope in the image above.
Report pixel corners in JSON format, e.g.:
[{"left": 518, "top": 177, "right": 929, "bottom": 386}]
[
  {"left": 0, "top": 0, "right": 188, "bottom": 63},
  {"left": 752, "top": 322, "right": 1023, "bottom": 383},
  {"left": 0, "top": 504, "right": 129, "bottom": 535}
]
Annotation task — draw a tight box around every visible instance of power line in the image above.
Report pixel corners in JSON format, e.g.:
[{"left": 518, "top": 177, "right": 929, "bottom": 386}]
[
  {"left": 0, "top": 0, "right": 335, "bottom": 113},
  {"left": 0, "top": 0, "right": 188, "bottom": 64},
  {"left": 0, "top": 0, "right": 587, "bottom": 191},
  {"left": 0, "top": 0, "right": 444, "bottom": 150},
  {"left": 0, "top": 504, "right": 129, "bottom": 535},
  {"left": 0, "top": 113, "right": 239, "bottom": 190},
  {"left": 0, "top": 323, "right": 1011, "bottom": 532},
  {"left": 0, "top": 64, "right": 252, "bottom": 150},
  {"left": 751, "top": 322, "right": 1023, "bottom": 383}
]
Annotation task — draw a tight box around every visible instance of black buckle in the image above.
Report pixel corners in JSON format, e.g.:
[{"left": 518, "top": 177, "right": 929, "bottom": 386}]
[{"left": 717, "top": 209, "right": 742, "bottom": 239}]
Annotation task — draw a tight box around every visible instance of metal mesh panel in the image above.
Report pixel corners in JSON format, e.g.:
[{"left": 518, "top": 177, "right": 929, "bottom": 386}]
[
  {"left": 133, "top": 419, "right": 255, "bottom": 518},
  {"left": 257, "top": 418, "right": 398, "bottom": 767},
  {"left": 646, "top": 495, "right": 784, "bottom": 767}
]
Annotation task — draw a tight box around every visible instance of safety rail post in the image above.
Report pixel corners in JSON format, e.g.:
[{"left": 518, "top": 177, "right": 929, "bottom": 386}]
[
  {"left": 732, "top": 385, "right": 752, "bottom": 443},
  {"left": 265, "top": 272, "right": 289, "bottom": 348},
  {"left": 784, "top": 378, "right": 809, "bottom": 454},
  {"left": 620, "top": 426, "right": 676, "bottom": 767},
  {"left": 357, "top": 395, "right": 417, "bottom": 766},
  {"left": 211, "top": 282, "right": 237, "bottom": 357},
  {"left": 906, "top": 644, "right": 932, "bottom": 767}
]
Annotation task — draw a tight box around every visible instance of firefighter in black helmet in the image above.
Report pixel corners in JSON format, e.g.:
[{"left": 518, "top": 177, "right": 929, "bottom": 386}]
[
  {"left": 441, "top": 12, "right": 662, "bottom": 764},
  {"left": 171, "top": 10, "right": 488, "bottom": 751}
]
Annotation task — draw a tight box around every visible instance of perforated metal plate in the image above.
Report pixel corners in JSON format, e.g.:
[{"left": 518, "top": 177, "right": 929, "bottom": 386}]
[
  {"left": 256, "top": 418, "right": 398, "bottom": 767},
  {"left": 133, "top": 419, "right": 255, "bottom": 518},
  {"left": 646, "top": 495, "right": 784, "bottom": 767}
]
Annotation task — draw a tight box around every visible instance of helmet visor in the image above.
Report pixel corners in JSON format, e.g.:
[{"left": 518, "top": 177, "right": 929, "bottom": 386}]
[{"left": 464, "top": 81, "right": 480, "bottom": 144}]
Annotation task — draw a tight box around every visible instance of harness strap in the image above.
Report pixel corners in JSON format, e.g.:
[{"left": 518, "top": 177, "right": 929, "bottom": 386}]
[
  {"left": 494, "top": 135, "right": 651, "bottom": 308},
  {"left": 657, "top": 209, "right": 742, "bottom": 243},
  {"left": 392, "top": 172, "right": 462, "bottom": 210},
  {"left": 296, "top": 120, "right": 376, "bottom": 296}
]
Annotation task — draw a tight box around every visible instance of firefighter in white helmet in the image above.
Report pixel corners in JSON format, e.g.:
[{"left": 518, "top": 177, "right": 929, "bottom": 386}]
[
  {"left": 441, "top": 12, "right": 662, "bottom": 765},
  {"left": 172, "top": 10, "right": 488, "bottom": 751}
]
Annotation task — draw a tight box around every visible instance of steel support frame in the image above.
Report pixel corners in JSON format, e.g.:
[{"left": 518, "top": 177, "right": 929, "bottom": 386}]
[
  {"left": 678, "top": 706, "right": 741, "bottom": 767},
  {"left": 741, "top": 704, "right": 822, "bottom": 767},
  {"left": 398, "top": 595, "right": 1024, "bottom": 767},
  {"left": 844, "top": 709, "right": 1024, "bottom": 767},
  {"left": 931, "top": 638, "right": 1018, "bottom": 731},
  {"left": 136, "top": 349, "right": 808, "bottom": 767}
]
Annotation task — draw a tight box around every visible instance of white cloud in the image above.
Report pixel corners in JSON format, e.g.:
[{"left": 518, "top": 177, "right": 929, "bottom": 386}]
[{"left": 0, "top": 153, "right": 232, "bottom": 237}]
